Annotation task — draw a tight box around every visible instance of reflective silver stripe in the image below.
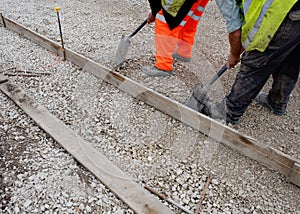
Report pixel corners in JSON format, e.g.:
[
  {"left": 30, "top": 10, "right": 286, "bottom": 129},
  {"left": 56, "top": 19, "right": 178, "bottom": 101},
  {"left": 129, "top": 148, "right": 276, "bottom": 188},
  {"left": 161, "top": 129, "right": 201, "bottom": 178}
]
[
  {"left": 157, "top": 3, "right": 205, "bottom": 27},
  {"left": 180, "top": 20, "right": 187, "bottom": 26},
  {"left": 191, "top": 13, "right": 201, "bottom": 21},
  {"left": 187, "top": 11, "right": 193, "bottom": 16},
  {"left": 157, "top": 13, "right": 188, "bottom": 26},
  {"left": 156, "top": 13, "right": 167, "bottom": 23},
  {"left": 187, "top": 6, "right": 205, "bottom": 17},
  {"left": 163, "top": 0, "right": 175, "bottom": 11},
  {"left": 186, "top": 5, "right": 205, "bottom": 22},
  {"left": 196, "top": 5, "right": 205, "bottom": 13},
  {"left": 243, "top": 0, "right": 252, "bottom": 14},
  {"left": 243, "top": 0, "right": 274, "bottom": 48}
]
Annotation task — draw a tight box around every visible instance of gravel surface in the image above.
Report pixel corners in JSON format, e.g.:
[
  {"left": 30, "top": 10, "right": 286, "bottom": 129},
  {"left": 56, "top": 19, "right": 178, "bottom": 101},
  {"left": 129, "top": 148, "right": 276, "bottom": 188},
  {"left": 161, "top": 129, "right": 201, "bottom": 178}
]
[{"left": 1, "top": 0, "right": 299, "bottom": 213}]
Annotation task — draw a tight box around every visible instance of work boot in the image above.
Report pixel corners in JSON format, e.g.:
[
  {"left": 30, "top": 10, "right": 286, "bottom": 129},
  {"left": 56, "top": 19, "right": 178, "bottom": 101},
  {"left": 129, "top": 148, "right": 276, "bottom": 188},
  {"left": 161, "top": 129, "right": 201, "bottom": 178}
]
[
  {"left": 141, "top": 66, "right": 173, "bottom": 77},
  {"left": 172, "top": 52, "right": 191, "bottom": 62},
  {"left": 202, "top": 102, "right": 225, "bottom": 121},
  {"left": 225, "top": 112, "right": 240, "bottom": 125},
  {"left": 255, "top": 92, "right": 286, "bottom": 115},
  {"left": 202, "top": 101, "right": 240, "bottom": 125}
]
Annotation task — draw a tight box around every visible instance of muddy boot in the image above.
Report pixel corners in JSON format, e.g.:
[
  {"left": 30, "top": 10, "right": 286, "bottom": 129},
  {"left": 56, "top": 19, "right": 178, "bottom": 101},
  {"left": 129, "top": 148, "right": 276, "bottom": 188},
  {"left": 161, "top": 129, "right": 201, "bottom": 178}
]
[
  {"left": 186, "top": 82, "right": 210, "bottom": 112},
  {"left": 202, "top": 101, "right": 226, "bottom": 121},
  {"left": 255, "top": 92, "right": 286, "bottom": 115},
  {"left": 202, "top": 100, "right": 239, "bottom": 125}
]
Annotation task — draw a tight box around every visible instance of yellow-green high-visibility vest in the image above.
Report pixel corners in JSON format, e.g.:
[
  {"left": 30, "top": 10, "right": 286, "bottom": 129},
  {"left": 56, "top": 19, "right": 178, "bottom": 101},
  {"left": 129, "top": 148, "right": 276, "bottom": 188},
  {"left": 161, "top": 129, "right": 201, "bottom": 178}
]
[
  {"left": 242, "top": 0, "right": 298, "bottom": 52},
  {"left": 161, "top": 0, "right": 186, "bottom": 17}
]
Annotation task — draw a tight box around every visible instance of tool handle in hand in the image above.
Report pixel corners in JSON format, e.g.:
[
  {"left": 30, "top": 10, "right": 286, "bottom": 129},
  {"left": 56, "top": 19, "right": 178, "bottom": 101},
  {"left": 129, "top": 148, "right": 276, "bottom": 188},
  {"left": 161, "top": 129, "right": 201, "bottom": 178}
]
[
  {"left": 129, "top": 19, "right": 147, "bottom": 38},
  {"left": 209, "top": 50, "right": 245, "bottom": 86},
  {"left": 144, "top": 185, "right": 167, "bottom": 200},
  {"left": 209, "top": 64, "right": 227, "bottom": 85}
]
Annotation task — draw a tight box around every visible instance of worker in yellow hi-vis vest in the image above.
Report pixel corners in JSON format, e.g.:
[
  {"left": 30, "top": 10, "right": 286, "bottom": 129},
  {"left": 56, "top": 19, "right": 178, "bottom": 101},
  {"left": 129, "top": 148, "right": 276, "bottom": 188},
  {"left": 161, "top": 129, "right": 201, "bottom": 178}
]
[
  {"left": 142, "top": 0, "right": 209, "bottom": 77},
  {"left": 191, "top": 0, "right": 300, "bottom": 125}
]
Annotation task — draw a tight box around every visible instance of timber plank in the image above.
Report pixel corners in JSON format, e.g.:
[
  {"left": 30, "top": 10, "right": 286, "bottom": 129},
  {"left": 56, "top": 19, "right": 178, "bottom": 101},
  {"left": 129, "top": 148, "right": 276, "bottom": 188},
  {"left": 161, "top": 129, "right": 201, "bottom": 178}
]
[
  {"left": 3, "top": 17, "right": 61, "bottom": 57},
  {"left": 289, "top": 163, "right": 300, "bottom": 187},
  {"left": 1, "top": 15, "right": 299, "bottom": 186},
  {"left": 0, "top": 74, "right": 174, "bottom": 214}
]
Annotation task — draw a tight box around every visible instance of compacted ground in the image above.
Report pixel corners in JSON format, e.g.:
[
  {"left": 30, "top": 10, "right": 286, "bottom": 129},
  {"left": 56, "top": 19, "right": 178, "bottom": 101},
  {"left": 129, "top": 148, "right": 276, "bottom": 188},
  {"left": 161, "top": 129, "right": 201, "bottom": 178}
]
[{"left": 0, "top": 0, "right": 299, "bottom": 213}]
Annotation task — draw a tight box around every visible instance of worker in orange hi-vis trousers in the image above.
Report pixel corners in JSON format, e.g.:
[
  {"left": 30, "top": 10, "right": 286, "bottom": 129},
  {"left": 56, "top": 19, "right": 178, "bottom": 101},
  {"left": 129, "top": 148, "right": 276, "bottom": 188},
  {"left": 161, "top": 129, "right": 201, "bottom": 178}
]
[{"left": 142, "top": 0, "right": 209, "bottom": 77}]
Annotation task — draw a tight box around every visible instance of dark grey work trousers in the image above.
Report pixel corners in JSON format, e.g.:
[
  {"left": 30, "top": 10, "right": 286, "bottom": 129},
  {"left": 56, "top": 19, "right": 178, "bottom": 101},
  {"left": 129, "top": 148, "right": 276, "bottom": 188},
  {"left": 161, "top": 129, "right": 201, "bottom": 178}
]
[{"left": 225, "top": 9, "right": 300, "bottom": 119}]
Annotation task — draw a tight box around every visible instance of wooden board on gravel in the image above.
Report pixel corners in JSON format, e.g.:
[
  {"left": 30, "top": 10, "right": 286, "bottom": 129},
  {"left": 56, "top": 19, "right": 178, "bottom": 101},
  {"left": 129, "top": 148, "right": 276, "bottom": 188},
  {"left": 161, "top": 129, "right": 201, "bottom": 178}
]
[
  {"left": 0, "top": 74, "right": 174, "bottom": 214},
  {"left": 1, "top": 14, "right": 299, "bottom": 187}
]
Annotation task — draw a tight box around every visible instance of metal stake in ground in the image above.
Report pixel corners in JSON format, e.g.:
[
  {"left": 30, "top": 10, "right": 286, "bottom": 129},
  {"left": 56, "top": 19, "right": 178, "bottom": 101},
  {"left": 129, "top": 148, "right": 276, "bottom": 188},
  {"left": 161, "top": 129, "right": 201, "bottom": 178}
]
[{"left": 54, "top": 6, "right": 66, "bottom": 61}]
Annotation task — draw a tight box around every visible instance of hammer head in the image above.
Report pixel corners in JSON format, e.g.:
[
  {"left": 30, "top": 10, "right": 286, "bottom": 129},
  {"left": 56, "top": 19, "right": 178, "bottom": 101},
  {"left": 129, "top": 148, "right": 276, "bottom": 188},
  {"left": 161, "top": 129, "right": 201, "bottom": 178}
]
[{"left": 186, "top": 82, "right": 210, "bottom": 113}]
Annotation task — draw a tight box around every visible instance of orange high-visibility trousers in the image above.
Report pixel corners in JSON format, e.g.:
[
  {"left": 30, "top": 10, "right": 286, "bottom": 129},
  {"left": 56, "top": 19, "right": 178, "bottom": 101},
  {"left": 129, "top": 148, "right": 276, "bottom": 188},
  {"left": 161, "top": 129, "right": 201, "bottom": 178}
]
[{"left": 154, "top": 0, "right": 209, "bottom": 71}]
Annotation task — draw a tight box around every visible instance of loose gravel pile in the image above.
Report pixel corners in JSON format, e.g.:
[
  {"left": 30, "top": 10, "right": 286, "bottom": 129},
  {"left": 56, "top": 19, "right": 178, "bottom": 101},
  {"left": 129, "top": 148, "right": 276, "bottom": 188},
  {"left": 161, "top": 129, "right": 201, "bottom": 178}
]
[{"left": 1, "top": 0, "right": 299, "bottom": 213}]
